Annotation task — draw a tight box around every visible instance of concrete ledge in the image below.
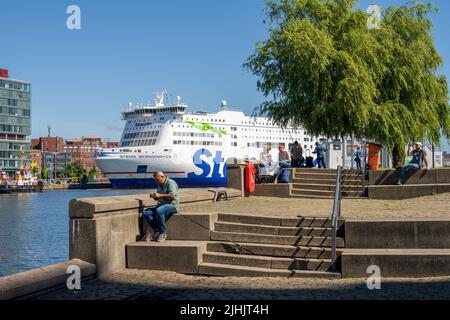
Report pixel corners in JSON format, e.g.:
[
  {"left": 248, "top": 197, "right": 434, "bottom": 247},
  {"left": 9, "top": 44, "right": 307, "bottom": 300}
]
[
  {"left": 254, "top": 183, "right": 291, "bottom": 198},
  {"left": 368, "top": 168, "right": 450, "bottom": 186},
  {"left": 69, "top": 188, "right": 242, "bottom": 218},
  {"left": 126, "top": 241, "right": 207, "bottom": 274},
  {"left": 345, "top": 219, "right": 450, "bottom": 249},
  {"left": 368, "top": 169, "right": 437, "bottom": 185},
  {"left": 436, "top": 168, "right": 450, "bottom": 183},
  {"left": 367, "top": 184, "right": 445, "bottom": 199},
  {"left": 164, "top": 212, "right": 218, "bottom": 240},
  {"left": 0, "top": 259, "right": 95, "bottom": 300},
  {"left": 342, "top": 249, "right": 450, "bottom": 278},
  {"left": 70, "top": 210, "right": 140, "bottom": 278}
]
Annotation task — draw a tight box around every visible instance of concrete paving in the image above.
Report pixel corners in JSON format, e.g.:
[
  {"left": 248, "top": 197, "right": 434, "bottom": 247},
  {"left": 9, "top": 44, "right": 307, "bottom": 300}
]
[
  {"left": 35, "top": 269, "right": 450, "bottom": 300},
  {"left": 180, "top": 193, "right": 450, "bottom": 220}
]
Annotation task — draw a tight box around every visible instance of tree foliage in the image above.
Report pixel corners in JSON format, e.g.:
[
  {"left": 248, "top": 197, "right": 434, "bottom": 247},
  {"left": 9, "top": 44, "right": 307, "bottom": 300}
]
[
  {"left": 245, "top": 0, "right": 449, "bottom": 156},
  {"left": 64, "top": 162, "right": 86, "bottom": 179}
]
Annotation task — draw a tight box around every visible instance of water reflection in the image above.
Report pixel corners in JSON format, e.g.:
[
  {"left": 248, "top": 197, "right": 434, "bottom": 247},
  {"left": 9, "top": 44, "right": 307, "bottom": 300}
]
[{"left": 0, "top": 188, "right": 157, "bottom": 276}]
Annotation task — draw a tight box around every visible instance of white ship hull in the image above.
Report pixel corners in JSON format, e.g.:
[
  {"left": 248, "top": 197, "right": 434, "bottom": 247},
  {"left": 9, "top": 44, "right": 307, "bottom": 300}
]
[
  {"left": 95, "top": 93, "right": 325, "bottom": 188},
  {"left": 97, "top": 146, "right": 233, "bottom": 188}
]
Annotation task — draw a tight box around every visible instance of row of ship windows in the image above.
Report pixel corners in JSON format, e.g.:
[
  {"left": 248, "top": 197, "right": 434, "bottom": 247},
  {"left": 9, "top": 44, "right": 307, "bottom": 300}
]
[
  {"left": 173, "top": 140, "right": 223, "bottom": 146},
  {"left": 171, "top": 140, "right": 315, "bottom": 149},
  {"left": 246, "top": 142, "right": 316, "bottom": 149},
  {"left": 173, "top": 132, "right": 217, "bottom": 138},
  {"left": 174, "top": 123, "right": 305, "bottom": 134},
  {"left": 123, "top": 131, "right": 160, "bottom": 140},
  {"left": 124, "top": 125, "right": 162, "bottom": 131},
  {"left": 182, "top": 119, "right": 298, "bottom": 127},
  {"left": 121, "top": 139, "right": 157, "bottom": 147},
  {"left": 172, "top": 131, "right": 309, "bottom": 141}
]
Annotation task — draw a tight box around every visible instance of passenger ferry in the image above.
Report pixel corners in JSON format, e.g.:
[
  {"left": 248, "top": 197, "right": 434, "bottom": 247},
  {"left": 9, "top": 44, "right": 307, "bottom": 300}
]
[{"left": 95, "top": 92, "right": 325, "bottom": 188}]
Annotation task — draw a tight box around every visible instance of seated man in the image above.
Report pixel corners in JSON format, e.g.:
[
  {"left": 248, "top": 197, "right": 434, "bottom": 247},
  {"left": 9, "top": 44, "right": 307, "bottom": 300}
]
[
  {"left": 141, "top": 171, "right": 180, "bottom": 242},
  {"left": 278, "top": 144, "right": 291, "bottom": 169},
  {"left": 396, "top": 142, "right": 429, "bottom": 185}
]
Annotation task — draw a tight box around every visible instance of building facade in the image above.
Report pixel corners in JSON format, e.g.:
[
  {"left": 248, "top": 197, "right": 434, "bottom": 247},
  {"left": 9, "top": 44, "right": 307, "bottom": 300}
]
[
  {"left": 29, "top": 134, "right": 119, "bottom": 178},
  {"left": 0, "top": 69, "right": 31, "bottom": 174},
  {"left": 30, "top": 136, "right": 72, "bottom": 178},
  {"left": 63, "top": 136, "right": 118, "bottom": 174},
  {"left": 31, "top": 136, "right": 64, "bottom": 153}
]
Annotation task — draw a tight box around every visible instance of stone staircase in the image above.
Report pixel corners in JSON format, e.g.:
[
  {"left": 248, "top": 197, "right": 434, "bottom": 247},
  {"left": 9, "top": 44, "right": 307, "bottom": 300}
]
[
  {"left": 127, "top": 213, "right": 345, "bottom": 278},
  {"left": 290, "top": 168, "right": 366, "bottom": 199}
]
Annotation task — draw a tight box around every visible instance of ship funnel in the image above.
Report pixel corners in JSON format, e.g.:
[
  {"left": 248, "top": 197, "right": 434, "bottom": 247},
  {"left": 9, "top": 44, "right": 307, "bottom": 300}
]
[{"left": 221, "top": 100, "right": 228, "bottom": 109}]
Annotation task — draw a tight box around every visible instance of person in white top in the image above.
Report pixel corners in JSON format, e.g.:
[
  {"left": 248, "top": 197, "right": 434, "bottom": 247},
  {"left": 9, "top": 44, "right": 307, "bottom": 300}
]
[{"left": 258, "top": 145, "right": 279, "bottom": 176}]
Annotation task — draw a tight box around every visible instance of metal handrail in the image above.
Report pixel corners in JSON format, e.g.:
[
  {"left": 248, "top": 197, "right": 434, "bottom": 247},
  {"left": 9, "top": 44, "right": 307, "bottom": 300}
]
[{"left": 331, "top": 165, "right": 343, "bottom": 271}]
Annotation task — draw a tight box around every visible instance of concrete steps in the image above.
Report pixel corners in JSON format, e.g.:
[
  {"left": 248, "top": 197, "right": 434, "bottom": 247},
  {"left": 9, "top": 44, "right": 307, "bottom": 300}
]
[
  {"left": 290, "top": 193, "right": 334, "bottom": 199},
  {"left": 126, "top": 213, "right": 345, "bottom": 278},
  {"left": 294, "top": 172, "right": 337, "bottom": 180},
  {"left": 198, "top": 213, "right": 345, "bottom": 277},
  {"left": 217, "top": 213, "right": 344, "bottom": 228},
  {"left": 198, "top": 262, "right": 341, "bottom": 278},
  {"left": 293, "top": 178, "right": 363, "bottom": 185},
  {"left": 210, "top": 231, "right": 345, "bottom": 248},
  {"left": 214, "top": 221, "right": 332, "bottom": 237},
  {"left": 291, "top": 188, "right": 335, "bottom": 198},
  {"left": 291, "top": 168, "right": 366, "bottom": 199},
  {"left": 207, "top": 241, "right": 342, "bottom": 259},
  {"left": 292, "top": 183, "right": 362, "bottom": 192},
  {"left": 202, "top": 251, "right": 332, "bottom": 271}
]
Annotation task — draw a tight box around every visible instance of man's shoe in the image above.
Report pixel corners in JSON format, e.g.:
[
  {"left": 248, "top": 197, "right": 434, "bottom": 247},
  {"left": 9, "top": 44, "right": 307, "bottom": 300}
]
[
  {"left": 151, "top": 232, "right": 159, "bottom": 241},
  {"left": 140, "top": 232, "right": 158, "bottom": 242},
  {"left": 156, "top": 232, "right": 167, "bottom": 242},
  {"left": 140, "top": 233, "right": 152, "bottom": 242}
]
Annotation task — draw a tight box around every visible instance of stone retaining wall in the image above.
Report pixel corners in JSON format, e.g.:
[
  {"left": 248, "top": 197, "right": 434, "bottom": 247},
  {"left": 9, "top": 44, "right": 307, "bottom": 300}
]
[{"left": 69, "top": 189, "right": 241, "bottom": 278}]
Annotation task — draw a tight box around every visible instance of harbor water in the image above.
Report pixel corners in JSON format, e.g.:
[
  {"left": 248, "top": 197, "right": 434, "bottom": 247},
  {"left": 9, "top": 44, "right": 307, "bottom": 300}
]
[{"left": 0, "top": 188, "right": 173, "bottom": 277}]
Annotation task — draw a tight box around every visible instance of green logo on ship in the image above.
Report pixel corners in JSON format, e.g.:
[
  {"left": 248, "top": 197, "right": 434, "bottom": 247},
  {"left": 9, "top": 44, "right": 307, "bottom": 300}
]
[{"left": 184, "top": 120, "right": 229, "bottom": 135}]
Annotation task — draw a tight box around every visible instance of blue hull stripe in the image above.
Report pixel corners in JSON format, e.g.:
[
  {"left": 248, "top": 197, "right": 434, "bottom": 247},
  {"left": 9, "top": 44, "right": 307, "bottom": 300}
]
[{"left": 109, "top": 177, "right": 227, "bottom": 188}]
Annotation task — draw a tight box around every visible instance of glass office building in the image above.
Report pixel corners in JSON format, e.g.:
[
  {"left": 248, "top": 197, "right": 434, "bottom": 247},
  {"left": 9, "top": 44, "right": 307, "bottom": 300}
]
[{"left": 0, "top": 69, "right": 31, "bottom": 174}]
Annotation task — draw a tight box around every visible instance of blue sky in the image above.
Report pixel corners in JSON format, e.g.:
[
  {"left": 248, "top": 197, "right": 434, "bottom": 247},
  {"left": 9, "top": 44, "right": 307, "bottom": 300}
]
[{"left": 1, "top": 0, "right": 449, "bottom": 141}]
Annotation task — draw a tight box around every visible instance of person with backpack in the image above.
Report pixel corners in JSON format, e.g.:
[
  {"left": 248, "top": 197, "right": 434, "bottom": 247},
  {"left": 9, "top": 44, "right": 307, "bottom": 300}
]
[
  {"left": 290, "top": 141, "right": 304, "bottom": 168},
  {"left": 354, "top": 145, "right": 364, "bottom": 170},
  {"left": 276, "top": 144, "right": 291, "bottom": 183},
  {"left": 396, "top": 142, "right": 429, "bottom": 185},
  {"left": 313, "top": 142, "right": 328, "bottom": 168}
]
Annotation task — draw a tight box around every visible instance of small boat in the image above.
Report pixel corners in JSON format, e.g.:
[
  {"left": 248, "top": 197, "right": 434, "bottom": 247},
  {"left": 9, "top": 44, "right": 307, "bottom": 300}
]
[{"left": 0, "top": 170, "right": 44, "bottom": 194}]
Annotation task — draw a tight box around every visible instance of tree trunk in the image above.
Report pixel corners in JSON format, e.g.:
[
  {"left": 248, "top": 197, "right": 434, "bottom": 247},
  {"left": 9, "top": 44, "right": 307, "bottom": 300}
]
[{"left": 392, "top": 144, "right": 404, "bottom": 169}]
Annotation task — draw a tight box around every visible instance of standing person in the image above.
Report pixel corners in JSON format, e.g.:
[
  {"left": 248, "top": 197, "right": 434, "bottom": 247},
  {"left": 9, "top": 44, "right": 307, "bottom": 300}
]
[
  {"left": 354, "top": 145, "right": 363, "bottom": 170},
  {"left": 278, "top": 144, "right": 291, "bottom": 168},
  {"left": 313, "top": 142, "right": 328, "bottom": 168},
  {"left": 141, "top": 171, "right": 180, "bottom": 242},
  {"left": 396, "top": 142, "right": 429, "bottom": 185},
  {"left": 290, "top": 141, "right": 304, "bottom": 168}
]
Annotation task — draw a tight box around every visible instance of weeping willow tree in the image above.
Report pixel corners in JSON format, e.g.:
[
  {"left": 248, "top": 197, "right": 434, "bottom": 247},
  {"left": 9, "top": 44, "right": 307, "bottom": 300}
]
[{"left": 244, "top": 0, "right": 449, "bottom": 167}]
